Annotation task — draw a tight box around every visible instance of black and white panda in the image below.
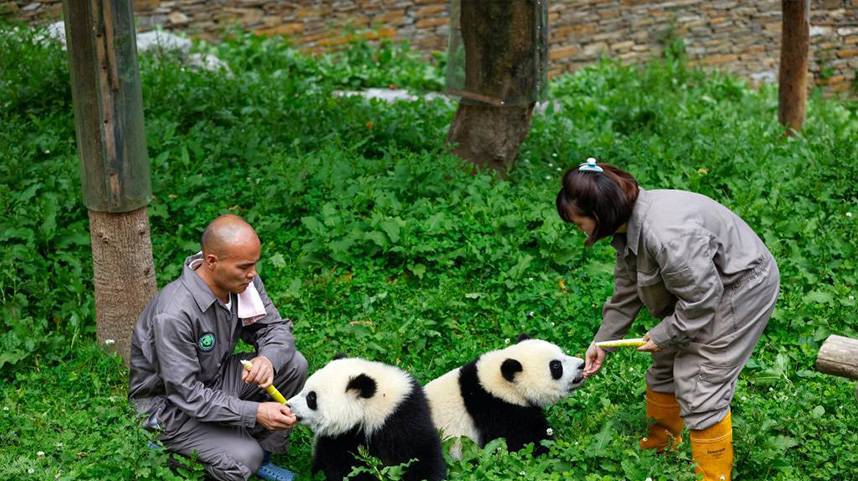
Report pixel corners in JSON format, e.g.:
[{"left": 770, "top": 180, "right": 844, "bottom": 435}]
[
  {"left": 425, "top": 335, "right": 585, "bottom": 456},
  {"left": 288, "top": 356, "right": 446, "bottom": 481}
]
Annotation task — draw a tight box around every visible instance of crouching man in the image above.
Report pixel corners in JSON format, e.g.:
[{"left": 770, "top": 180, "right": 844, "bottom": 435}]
[{"left": 129, "top": 214, "right": 308, "bottom": 481}]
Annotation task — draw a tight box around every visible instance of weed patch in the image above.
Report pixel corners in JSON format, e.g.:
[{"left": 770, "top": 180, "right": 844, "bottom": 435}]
[{"left": 1, "top": 22, "right": 856, "bottom": 480}]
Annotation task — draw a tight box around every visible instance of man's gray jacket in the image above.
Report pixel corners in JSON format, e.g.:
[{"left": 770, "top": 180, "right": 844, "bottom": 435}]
[{"left": 128, "top": 253, "right": 296, "bottom": 430}]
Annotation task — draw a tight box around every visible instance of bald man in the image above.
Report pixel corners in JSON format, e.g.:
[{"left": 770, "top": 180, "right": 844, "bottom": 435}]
[{"left": 129, "top": 215, "right": 307, "bottom": 481}]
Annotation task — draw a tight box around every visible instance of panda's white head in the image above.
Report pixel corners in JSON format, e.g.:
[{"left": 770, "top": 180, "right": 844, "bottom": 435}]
[
  {"left": 476, "top": 335, "right": 585, "bottom": 408},
  {"left": 288, "top": 357, "right": 414, "bottom": 438}
]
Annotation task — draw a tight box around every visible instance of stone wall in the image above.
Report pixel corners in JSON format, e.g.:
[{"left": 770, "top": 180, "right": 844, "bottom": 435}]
[
  {"left": 4, "top": 0, "right": 856, "bottom": 94},
  {"left": 545, "top": 0, "right": 857, "bottom": 94}
]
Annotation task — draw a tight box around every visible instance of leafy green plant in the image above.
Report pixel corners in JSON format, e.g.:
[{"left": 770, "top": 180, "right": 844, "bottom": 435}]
[
  {"left": 1, "top": 20, "right": 856, "bottom": 481},
  {"left": 343, "top": 446, "right": 416, "bottom": 481}
]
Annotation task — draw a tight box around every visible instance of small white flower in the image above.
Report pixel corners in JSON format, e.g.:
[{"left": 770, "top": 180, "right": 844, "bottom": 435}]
[
  {"left": 505, "top": 338, "right": 511, "bottom": 344},
  {"left": 2, "top": 406, "right": 8, "bottom": 411},
  {"left": 847, "top": 212, "right": 852, "bottom": 218},
  {"left": 646, "top": 478, "right": 653, "bottom": 481},
  {"left": 28, "top": 469, "right": 35, "bottom": 474},
  {"left": 546, "top": 427, "right": 554, "bottom": 436},
  {"left": 849, "top": 295, "right": 855, "bottom": 301},
  {"left": 550, "top": 321, "right": 555, "bottom": 327},
  {"left": 104, "top": 339, "right": 115, "bottom": 346},
  {"left": 37, "top": 451, "right": 45, "bottom": 457},
  {"left": 556, "top": 167, "right": 562, "bottom": 171},
  {"left": 548, "top": 162, "right": 554, "bottom": 167},
  {"left": 544, "top": 175, "right": 552, "bottom": 180},
  {"left": 552, "top": 153, "right": 558, "bottom": 158},
  {"left": 527, "top": 311, "right": 535, "bottom": 317},
  {"left": 527, "top": 277, "right": 534, "bottom": 281},
  {"left": 45, "top": 150, "right": 51, "bottom": 154},
  {"left": 519, "top": 472, "right": 526, "bottom": 476}
]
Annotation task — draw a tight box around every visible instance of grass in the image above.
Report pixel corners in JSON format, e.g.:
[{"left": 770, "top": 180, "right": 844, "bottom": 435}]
[{"left": 1, "top": 23, "right": 857, "bottom": 481}]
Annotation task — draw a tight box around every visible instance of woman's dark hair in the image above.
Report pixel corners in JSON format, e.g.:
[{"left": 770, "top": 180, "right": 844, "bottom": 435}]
[{"left": 556, "top": 163, "right": 639, "bottom": 245}]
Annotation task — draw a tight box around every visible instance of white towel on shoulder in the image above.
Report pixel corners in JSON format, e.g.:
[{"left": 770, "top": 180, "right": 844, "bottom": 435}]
[
  {"left": 239, "top": 280, "right": 267, "bottom": 325},
  {"left": 189, "top": 252, "right": 267, "bottom": 325}
]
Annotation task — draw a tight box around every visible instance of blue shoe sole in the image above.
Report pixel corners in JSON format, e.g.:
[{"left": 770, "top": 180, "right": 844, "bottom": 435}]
[{"left": 255, "top": 462, "right": 297, "bottom": 481}]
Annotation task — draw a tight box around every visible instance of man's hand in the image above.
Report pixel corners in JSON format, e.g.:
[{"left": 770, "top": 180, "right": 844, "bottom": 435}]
[
  {"left": 637, "top": 333, "right": 662, "bottom": 353},
  {"left": 583, "top": 342, "right": 606, "bottom": 378},
  {"left": 242, "top": 356, "right": 274, "bottom": 389},
  {"left": 256, "top": 402, "right": 296, "bottom": 431}
]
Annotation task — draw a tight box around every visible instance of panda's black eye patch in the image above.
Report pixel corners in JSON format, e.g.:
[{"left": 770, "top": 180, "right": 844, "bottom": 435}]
[
  {"left": 307, "top": 391, "right": 317, "bottom": 410},
  {"left": 550, "top": 360, "right": 563, "bottom": 380}
]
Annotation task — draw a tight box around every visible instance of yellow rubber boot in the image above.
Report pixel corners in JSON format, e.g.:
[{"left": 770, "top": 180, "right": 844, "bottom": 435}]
[
  {"left": 690, "top": 411, "right": 733, "bottom": 481},
  {"left": 639, "top": 387, "right": 684, "bottom": 451}
]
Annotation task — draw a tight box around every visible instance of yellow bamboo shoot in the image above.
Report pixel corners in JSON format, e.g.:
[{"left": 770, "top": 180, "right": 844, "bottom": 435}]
[
  {"left": 240, "top": 360, "right": 288, "bottom": 404},
  {"left": 595, "top": 338, "right": 647, "bottom": 348}
]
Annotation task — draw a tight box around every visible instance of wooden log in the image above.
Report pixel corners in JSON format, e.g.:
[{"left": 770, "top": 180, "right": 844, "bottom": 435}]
[{"left": 815, "top": 335, "right": 858, "bottom": 380}]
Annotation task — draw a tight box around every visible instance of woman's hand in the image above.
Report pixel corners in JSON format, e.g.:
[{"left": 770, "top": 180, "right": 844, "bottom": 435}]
[
  {"left": 583, "top": 342, "right": 606, "bottom": 378},
  {"left": 637, "top": 333, "right": 662, "bottom": 353}
]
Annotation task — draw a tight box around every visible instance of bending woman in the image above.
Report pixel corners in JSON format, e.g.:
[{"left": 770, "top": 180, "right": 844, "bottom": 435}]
[{"left": 557, "top": 159, "right": 779, "bottom": 481}]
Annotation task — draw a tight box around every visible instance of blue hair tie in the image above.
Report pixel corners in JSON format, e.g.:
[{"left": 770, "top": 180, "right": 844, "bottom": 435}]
[{"left": 578, "top": 157, "right": 604, "bottom": 173}]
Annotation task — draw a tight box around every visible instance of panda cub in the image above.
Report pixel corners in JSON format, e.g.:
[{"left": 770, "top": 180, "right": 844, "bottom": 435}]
[
  {"left": 425, "top": 335, "right": 585, "bottom": 456},
  {"left": 288, "top": 356, "right": 446, "bottom": 481}
]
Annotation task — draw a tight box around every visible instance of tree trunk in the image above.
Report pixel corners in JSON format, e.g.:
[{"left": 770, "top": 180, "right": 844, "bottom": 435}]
[
  {"left": 64, "top": 0, "right": 155, "bottom": 364},
  {"left": 778, "top": 0, "right": 810, "bottom": 134},
  {"left": 448, "top": 105, "right": 534, "bottom": 175},
  {"left": 89, "top": 208, "right": 157, "bottom": 364},
  {"left": 447, "top": 0, "right": 543, "bottom": 176}
]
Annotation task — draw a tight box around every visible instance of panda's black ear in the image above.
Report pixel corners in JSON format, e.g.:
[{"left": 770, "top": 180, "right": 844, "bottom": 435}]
[
  {"left": 516, "top": 333, "right": 531, "bottom": 343},
  {"left": 332, "top": 352, "right": 348, "bottom": 360},
  {"left": 501, "top": 358, "right": 523, "bottom": 382},
  {"left": 346, "top": 374, "right": 377, "bottom": 398}
]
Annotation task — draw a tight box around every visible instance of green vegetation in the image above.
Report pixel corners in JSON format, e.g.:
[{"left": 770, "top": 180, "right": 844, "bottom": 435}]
[{"left": 2, "top": 25, "right": 857, "bottom": 481}]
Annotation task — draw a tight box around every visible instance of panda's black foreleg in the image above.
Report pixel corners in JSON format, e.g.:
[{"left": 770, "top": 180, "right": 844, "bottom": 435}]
[
  {"left": 369, "top": 445, "right": 445, "bottom": 481},
  {"left": 486, "top": 409, "right": 552, "bottom": 456},
  {"left": 406, "top": 442, "right": 447, "bottom": 481},
  {"left": 369, "top": 415, "right": 446, "bottom": 481},
  {"left": 313, "top": 432, "right": 370, "bottom": 481},
  {"left": 507, "top": 423, "right": 553, "bottom": 455}
]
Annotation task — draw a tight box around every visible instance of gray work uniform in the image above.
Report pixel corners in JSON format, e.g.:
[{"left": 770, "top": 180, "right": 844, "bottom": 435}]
[
  {"left": 593, "top": 189, "right": 779, "bottom": 430},
  {"left": 129, "top": 254, "right": 308, "bottom": 481}
]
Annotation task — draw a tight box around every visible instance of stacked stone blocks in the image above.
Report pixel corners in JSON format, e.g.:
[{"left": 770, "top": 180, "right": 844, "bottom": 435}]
[{"left": 3, "top": 0, "right": 856, "bottom": 93}]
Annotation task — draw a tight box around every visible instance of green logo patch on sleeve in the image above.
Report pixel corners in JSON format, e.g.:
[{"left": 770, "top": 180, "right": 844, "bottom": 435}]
[{"left": 198, "top": 332, "right": 216, "bottom": 352}]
